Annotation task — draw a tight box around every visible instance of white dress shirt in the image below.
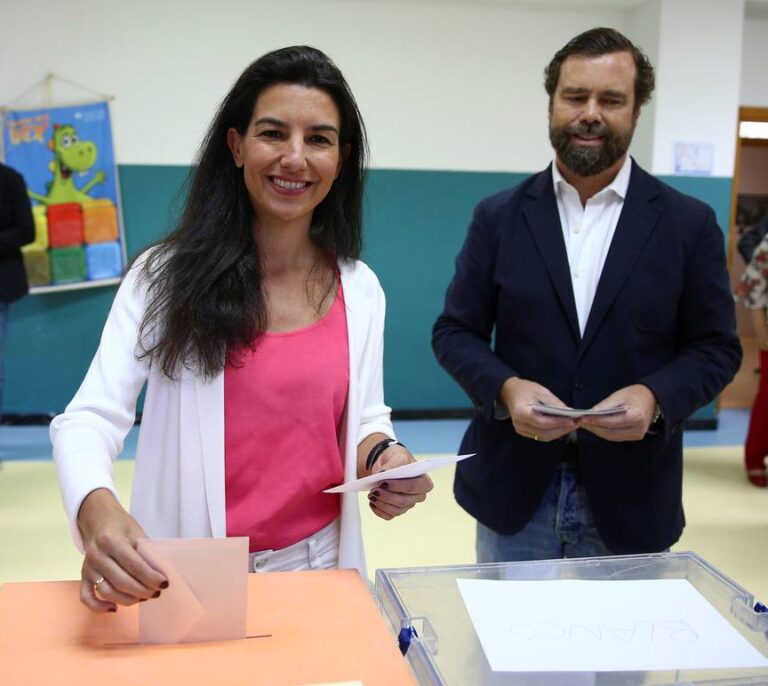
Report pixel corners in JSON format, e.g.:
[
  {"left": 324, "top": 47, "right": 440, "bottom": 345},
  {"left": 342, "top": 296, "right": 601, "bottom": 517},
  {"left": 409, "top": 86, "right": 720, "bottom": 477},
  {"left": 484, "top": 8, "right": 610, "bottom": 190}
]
[{"left": 552, "top": 155, "right": 632, "bottom": 336}]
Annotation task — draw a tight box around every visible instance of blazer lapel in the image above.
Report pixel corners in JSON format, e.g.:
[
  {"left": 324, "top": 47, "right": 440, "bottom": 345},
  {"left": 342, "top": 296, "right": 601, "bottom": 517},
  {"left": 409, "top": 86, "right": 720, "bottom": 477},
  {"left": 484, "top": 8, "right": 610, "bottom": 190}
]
[
  {"left": 522, "top": 169, "right": 581, "bottom": 340},
  {"left": 579, "top": 162, "right": 662, "bottom": 355}
]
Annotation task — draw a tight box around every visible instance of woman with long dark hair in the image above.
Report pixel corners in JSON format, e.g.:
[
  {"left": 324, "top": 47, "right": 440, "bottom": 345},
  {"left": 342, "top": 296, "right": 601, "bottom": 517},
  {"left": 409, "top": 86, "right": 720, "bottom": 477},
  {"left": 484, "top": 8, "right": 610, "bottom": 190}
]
[{"left": 52, "top": 46, "right": 432, "bottom": 613}]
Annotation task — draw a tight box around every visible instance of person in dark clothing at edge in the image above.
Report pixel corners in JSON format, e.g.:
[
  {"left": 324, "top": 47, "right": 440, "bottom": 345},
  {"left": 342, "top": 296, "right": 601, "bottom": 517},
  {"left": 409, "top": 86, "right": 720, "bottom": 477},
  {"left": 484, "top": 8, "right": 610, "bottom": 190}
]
[{"left": 0, "top": 162, "right": 35, "bottom": 423}]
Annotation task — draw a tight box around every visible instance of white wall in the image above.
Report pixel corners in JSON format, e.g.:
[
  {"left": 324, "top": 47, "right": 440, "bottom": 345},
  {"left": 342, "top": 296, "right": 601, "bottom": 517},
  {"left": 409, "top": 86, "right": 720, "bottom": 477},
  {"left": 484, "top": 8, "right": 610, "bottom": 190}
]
[
  {"left": 651, "top": 0, "right": 744, "bottom": 176},
  {"left": 0, "top": 0, "right": 625, "bottom": 172},
  {"left": 627, "top": 0, "right": 661, "bottom": 171},
  {"left": 741, "top": 6, "right": 768, "bottom": 107},
  {"left": 0, "top": 0, "right": 759, "bottom": 174}
]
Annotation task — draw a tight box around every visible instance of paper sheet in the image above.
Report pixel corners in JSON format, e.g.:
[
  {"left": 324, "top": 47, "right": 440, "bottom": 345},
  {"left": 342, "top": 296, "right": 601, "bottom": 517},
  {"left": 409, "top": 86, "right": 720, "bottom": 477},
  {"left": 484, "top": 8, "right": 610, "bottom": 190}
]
[
  {"left": 137, "top": 537, "right": 249, "bottom": 644},
  {"left": 457, "top": 578, "right": 768, "bottom": 673},
  {"left": 531, "top": 402, "right": 626, "bottom": 418},
  {"left": 323, "top": 453, "right": 474, "bottom": 493}
]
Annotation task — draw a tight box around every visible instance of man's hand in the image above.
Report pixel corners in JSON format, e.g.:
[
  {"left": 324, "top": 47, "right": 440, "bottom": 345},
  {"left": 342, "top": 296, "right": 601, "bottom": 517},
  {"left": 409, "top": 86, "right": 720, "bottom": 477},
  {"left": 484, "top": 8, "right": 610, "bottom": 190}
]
[
  {"left": 499, "top": 377, "right": 577, "bottom": 442},
  {"left": 577, "top": 384, "right": 658, "bottom": 442}
]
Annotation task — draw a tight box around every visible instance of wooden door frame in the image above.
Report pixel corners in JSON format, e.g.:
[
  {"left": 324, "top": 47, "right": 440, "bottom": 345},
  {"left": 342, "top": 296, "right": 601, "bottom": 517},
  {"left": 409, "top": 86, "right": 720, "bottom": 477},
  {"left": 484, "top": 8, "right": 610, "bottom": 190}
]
[
  {"left": 720, "top": 106, "right": 768, "bottom": 410},
  {"left": 728, "top": 106, "right": 768, "bottom": 265}
]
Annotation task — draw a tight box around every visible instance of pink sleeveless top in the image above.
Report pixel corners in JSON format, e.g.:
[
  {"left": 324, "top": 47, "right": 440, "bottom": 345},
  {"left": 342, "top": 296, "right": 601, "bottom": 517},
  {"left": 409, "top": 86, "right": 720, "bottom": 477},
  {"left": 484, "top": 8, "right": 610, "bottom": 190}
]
[{"left": 224, "top": 285, "right": 349, "bottom": 551}]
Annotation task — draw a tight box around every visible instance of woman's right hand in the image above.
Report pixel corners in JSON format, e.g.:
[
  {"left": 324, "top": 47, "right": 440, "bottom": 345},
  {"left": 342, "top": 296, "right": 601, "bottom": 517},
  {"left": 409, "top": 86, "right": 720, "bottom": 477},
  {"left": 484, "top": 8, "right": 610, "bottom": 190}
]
[{"left": 77, "top": 488, "right": 169, "bottom": 613}]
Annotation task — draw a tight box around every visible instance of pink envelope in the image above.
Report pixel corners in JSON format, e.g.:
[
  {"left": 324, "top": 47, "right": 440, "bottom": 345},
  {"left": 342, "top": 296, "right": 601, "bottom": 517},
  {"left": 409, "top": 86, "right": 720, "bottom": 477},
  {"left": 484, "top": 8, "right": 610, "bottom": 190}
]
[{"left": 137, "top": 537, "right": 248, "bottom": 644}]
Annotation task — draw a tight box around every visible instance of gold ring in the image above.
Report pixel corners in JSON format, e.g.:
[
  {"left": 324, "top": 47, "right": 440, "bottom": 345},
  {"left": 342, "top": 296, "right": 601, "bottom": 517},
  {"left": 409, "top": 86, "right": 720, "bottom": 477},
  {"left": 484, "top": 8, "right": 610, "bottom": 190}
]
[{"left": 93, "top": 576, "right": 106, "bottom": 595}]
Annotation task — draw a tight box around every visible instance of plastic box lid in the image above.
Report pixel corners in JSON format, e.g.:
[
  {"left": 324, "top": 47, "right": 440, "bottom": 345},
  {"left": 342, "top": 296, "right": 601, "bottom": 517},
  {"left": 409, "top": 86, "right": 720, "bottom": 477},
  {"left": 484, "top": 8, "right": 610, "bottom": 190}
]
[{"left": 375, "top": 551, "right": 768, "bottom": 685}]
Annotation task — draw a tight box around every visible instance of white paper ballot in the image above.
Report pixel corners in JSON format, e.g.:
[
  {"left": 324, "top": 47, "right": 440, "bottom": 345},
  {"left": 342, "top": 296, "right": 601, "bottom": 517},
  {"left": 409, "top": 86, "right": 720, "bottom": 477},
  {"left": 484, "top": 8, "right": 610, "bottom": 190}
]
[
  {"left": 323, "top": 453, "right": 474, "bottom": 493},
  {"left": 457, "top": 578, "right": 768, "bottom": 673},
  {"left": 531, "top": 402, "right": 626, "bottom": 418}
]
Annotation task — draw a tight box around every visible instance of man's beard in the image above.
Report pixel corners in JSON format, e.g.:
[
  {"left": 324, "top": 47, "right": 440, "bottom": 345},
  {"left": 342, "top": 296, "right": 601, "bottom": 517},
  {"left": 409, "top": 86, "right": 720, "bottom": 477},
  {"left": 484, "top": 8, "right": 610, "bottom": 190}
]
[{"left": 549, "top": 119, "right": 633, "bottom": 177}]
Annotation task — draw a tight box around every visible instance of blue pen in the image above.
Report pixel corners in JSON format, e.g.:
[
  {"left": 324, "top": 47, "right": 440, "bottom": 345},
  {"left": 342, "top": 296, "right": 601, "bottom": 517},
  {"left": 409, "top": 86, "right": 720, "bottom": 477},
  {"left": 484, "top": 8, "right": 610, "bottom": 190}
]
[
  {"left": 398, "top": 625, "right": 418, "bottom": 655},
  {"left": 755, "top": 601, "right": 768, "bottom": 613}
]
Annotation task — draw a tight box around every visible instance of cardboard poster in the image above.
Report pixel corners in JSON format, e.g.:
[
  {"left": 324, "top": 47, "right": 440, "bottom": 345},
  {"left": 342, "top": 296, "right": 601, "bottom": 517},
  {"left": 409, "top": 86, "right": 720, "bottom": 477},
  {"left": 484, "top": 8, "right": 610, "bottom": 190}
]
[{"left": 3, "top": 101, "right": 126, "bottom": 292}]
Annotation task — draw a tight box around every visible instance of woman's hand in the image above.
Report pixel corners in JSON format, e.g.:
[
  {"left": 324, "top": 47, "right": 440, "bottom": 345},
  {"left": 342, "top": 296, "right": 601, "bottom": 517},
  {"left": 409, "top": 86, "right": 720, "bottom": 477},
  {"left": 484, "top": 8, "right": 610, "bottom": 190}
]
[
  {"left": 367, "top": 444, "right": 433, "bottom": 521},
  {"left": 77, "top": 488, "right": 169, "bottom": 613}
]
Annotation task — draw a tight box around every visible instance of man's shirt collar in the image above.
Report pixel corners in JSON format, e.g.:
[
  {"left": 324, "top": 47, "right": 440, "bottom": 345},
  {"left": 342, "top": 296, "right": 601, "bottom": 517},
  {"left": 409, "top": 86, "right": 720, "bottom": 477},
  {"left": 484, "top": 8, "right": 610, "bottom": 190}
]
[{"left": 552, "top": 154, "right": 633, "bottom": 200}]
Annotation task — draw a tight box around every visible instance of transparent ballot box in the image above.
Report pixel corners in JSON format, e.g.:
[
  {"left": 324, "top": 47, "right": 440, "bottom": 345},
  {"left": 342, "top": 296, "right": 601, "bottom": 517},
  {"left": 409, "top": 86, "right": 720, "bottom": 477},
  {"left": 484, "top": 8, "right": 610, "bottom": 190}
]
[{"left": 375, "top": 552, "right": 768, "bottom": 685}]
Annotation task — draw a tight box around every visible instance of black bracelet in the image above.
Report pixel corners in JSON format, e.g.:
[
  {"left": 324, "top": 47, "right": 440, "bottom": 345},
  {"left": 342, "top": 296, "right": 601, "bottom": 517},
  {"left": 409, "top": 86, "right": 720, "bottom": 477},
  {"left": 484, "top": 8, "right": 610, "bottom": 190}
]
[{"left": 365, "top": 439, "right": 405, "bottom": 472}]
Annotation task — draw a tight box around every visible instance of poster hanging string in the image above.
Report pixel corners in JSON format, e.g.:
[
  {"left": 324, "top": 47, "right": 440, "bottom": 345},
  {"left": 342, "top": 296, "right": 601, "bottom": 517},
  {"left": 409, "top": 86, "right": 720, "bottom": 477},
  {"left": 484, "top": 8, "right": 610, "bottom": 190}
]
[{"left": 1, "top": 73, "right": 113, "bottom": 111}]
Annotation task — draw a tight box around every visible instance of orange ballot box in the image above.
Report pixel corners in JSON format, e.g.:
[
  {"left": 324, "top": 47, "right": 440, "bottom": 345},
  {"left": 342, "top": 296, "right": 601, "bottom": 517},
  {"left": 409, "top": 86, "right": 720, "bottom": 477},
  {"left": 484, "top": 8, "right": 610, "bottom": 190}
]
[{"left": 0, "top": 569, "right": 417, "bottom": 686}]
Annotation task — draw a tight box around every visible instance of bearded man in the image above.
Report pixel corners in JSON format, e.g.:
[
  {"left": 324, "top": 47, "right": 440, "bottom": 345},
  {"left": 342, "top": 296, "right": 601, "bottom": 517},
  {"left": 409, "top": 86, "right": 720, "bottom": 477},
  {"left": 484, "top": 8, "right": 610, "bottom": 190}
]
[{"left": 432, "top": 27, "right": 741, "bottom": 561}]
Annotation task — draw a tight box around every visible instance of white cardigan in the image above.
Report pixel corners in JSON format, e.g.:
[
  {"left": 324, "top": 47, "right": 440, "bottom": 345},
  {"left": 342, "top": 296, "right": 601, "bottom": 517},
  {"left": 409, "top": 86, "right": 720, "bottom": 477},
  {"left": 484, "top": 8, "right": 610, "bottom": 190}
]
[{"left": 51, "top": 256, "right": 394, "bottom": 576}]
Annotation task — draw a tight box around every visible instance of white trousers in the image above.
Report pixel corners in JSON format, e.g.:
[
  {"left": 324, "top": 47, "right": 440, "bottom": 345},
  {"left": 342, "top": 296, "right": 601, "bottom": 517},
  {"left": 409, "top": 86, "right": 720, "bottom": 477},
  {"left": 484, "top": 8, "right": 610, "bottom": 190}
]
[{"left": 247, "top": 518, "right": 340, "bottom": 573}]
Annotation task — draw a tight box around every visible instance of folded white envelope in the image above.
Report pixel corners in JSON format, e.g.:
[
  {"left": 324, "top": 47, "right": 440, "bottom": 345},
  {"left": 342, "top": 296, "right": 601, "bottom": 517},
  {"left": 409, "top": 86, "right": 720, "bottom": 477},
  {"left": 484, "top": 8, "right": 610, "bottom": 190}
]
[
  {"left": 323, "top": 453, "right": 475, "bottom": 493},
  {"left": 137, "top": 537, "right": 249, "bottom": 644}
]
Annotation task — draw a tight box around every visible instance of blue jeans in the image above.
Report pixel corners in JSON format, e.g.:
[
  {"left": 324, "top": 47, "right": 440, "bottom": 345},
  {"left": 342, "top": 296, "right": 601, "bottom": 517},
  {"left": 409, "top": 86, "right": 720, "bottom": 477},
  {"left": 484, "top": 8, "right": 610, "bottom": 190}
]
[
  {"left": 0, "top": 302, "right": 7, "bottom": 422},
  {"left": 476, "top": 463, "right": 613, "bottom": 562}
]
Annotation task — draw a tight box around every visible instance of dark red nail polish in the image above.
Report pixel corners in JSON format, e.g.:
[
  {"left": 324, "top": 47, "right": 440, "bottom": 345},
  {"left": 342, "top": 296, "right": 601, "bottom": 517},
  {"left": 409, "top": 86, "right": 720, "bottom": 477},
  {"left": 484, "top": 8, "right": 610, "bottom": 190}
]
[
  {"left": 152, "top": 591, "right": 161, "bottom": 598},
  {"left": 108, "top": 606, "right": 117, "bottom": 613},
  {"left": 371, "top": 490, "right": 381, "bottom": 498},
  {"left": 368, "top": 494, "right": 378, "bottom": 502},
  {"left": 160, "top": 580, "right": 169, "bottom": 589},
  {"left": 380, "top": 482, "right": 389, "bottom": 490}
]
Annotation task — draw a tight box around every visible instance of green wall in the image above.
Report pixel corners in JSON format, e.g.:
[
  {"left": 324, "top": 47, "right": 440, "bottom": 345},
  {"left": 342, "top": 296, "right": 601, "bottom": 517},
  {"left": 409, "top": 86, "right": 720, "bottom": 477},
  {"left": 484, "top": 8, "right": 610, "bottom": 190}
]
[
  {"left": 4, "top": 166, "right": 732, "bottom": 417},
  {"left": 6, "top": 166, "right": 189, "bottom": 415}
]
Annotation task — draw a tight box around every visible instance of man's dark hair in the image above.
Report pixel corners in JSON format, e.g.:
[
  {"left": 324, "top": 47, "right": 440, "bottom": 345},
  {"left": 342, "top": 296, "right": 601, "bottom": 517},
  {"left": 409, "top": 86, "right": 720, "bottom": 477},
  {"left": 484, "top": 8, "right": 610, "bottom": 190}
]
[{"left": 544, "top": 27, "right": 655, "bottom": 111}]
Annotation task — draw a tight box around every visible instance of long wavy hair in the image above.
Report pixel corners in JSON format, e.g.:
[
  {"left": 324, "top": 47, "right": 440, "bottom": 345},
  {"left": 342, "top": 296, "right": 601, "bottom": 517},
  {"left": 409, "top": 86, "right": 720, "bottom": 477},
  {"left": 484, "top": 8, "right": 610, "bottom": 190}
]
[{"left": 137, "top": 46, "right": 368, "bottom": 379}]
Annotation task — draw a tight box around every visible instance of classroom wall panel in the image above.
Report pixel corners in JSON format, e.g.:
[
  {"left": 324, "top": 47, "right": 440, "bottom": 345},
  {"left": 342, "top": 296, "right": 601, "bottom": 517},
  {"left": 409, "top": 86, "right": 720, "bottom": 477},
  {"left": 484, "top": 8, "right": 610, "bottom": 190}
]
[{"left": 4, "top": 164, "right": 731, "bottom": 415}]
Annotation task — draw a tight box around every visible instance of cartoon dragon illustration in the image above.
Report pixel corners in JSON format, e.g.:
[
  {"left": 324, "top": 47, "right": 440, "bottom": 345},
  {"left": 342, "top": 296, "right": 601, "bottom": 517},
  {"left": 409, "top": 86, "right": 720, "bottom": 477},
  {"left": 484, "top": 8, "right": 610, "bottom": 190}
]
[{"left": 27, "top": 123, "right": 107, "bottom": 205}]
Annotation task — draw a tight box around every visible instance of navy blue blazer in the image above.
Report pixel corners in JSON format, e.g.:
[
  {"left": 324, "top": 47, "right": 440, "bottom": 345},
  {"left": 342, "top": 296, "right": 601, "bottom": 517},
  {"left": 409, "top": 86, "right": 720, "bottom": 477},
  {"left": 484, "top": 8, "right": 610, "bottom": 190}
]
[{"left": 432, "top": 161, "right": 741, "bottom": 554}]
